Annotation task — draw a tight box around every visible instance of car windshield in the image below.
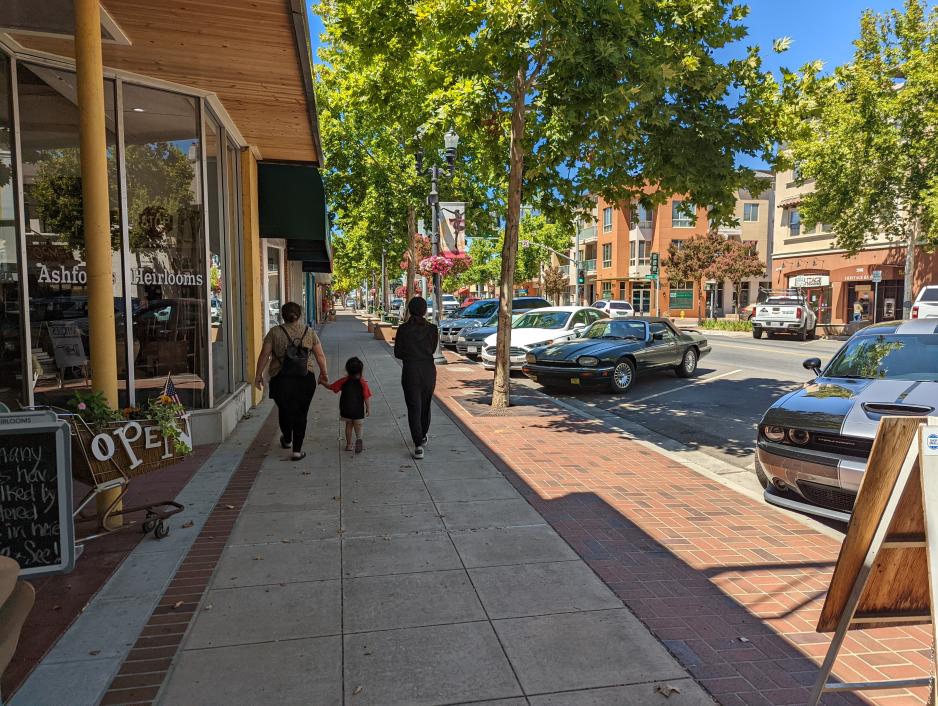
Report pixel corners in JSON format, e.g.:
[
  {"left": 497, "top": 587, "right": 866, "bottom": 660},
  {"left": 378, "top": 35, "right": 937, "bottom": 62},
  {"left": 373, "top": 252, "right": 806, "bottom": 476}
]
[
  {"left": 825, "top": 333, "right": 938, "bottom": 381},
  {"left": 591, "top": 301, "right": 606, "bottom": 308},
  {"left": 514, "top": 311, "right": 571, "bottom": 329},
  {"left": 483, "top": 312, "right": 500, "bottom": 326},
  {"left": 462, "top": 301, "right": 498, "bottom": 318},
  {"left": 582, "top": 320, "right": 647, "bottom": 340},
  {"left": 920, "top": 288, "right": 938, "bottom": 302}
]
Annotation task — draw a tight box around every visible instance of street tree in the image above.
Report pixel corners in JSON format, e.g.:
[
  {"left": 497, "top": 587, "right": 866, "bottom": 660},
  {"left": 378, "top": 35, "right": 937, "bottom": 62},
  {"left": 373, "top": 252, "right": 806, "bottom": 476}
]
[
  {"left": 408, "top": 0, "right": 782, "bottom": 407},
  {"left": 662, "top": 233, "right": 724, "bottom": 319},
  {"left": 705, "top": 239, "right": 766, "bottom": 315},
  {"left": 516, "top": 215, "right": 573, "bottom": 284},
  {"left": 781, "top": 0, "right": 938, "bottom": 314},
  {"left": 543, "top": 267, "right": 569, "bottom": 305}
]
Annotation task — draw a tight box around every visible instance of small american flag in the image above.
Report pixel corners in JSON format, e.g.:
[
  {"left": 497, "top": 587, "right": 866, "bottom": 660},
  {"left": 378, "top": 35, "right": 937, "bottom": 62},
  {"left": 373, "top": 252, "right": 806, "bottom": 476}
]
[{"left": 162, "top": 373, "right": 181, "bottom": 405}]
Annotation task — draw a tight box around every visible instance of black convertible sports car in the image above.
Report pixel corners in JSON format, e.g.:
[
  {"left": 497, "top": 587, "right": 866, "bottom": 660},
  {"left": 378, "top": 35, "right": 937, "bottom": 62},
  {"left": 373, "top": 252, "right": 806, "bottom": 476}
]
[{"left": 522, "top": 317, "right": 711, "bottom": 393}]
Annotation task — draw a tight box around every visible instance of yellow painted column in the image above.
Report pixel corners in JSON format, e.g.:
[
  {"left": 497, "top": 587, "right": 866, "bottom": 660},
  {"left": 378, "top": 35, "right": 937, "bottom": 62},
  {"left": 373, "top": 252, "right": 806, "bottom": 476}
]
[
  {"left": 75, "top": 0, "right": 121, "bottom": 527},
  {"left": 241, "top": 149, "right": 264, "bottom": 406}
]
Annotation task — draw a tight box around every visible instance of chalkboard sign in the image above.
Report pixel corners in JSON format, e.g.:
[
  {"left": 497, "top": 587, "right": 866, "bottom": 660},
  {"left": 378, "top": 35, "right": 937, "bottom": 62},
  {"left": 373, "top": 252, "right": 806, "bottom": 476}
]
[{"left": 0, "top": 412, "right": 75, "bottom": 576}]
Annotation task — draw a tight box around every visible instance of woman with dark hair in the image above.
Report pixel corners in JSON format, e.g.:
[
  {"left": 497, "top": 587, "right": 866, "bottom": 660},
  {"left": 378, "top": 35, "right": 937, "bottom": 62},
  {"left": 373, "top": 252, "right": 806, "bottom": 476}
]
[
  {"left": 254, "top": 302, "right": 329, "bottom": 460},
  {"left": 394, "top": 296, "right": 438, "bottom": 459}
]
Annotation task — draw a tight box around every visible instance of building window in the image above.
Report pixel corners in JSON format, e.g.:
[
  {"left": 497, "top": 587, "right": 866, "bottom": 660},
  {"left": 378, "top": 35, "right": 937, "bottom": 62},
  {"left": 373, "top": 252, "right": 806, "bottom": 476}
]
[
  {"left": 602, "top": 206, "right": 613, "bottom": 232},
  {"left": 602, "top": 243, "right": 612, "bottom": 268},
  {"left": 124, "top": 82, "right": 208, "bottom": 409},
  {"left": 630, "top": 241, "right": 649, "bottom": 266},
  {"left": 670, "top": 239, "right": 685, "bottom": 252},
  {"left": 787, "top": 208, "right": 801, "bottom": 236},
  {"left": 736, "top": 281, "right": 751, "bottom": 309},
  {"left": 743, "top": 203, "right": 759, "bottom": 222},
  {"left": 636, "top": 203, "right": 653, "bottom": 227},
  {"left": 602, "top": 282, "right": 612, "bottom": 298},
  {"left": 619, "top": 282, "right": 626, "bottom": 298},
  {"left": 672, "top": 200, "right": 694, "bottom": 228},
  {"left": 18, "top": 64, "right": 130, "bottom": 409}
]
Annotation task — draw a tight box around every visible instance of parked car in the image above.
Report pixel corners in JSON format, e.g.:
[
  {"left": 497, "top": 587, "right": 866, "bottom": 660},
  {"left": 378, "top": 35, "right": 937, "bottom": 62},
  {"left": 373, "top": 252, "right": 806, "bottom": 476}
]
[
  {"left": 751, "top": 291, "right": 818, "bottom": 341},
  {"left": 344, "top": 297, "right": 357, "bottom": 309},
  {"left": 439, "top": 296, "right": 550, "bottom": 348},
  {"left": 591, "top": 300, "right": 637, "bottom": 318},
  {"left": 480, "top": 306, "right": 608, "bottom": 370},
  {"left": 912, "top": 285, "right": 938, "bottom": 319},
  {"left": 441, "top": 293, "right": 461, "bottom": 315},
  {"left": 756, "top": 319, "right": 938, "bottom": 522},
  {"left": 522, "top": 317, "right": 710, "bottom": 393},
  {"left": 390, "top": 297, "right": 404, "bottom": 313},
  {"left": 457, "top": 312, "right": 523, "bottom": 359},
  {"left": 397, "top": 298, "right": 434, "bottom": 319}
]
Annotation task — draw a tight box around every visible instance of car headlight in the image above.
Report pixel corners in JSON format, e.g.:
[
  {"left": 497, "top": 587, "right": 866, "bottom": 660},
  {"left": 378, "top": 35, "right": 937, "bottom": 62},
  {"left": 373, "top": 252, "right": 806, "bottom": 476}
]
[
  {"left": 577, "top": 356, "right": 600, "bottom": 367},
  {"left": 457, "top": 336, "right": 466, "bottom": 342},
  {"left": 525, "top": 353, "right": 536, "bottom": 364},
  {"left": 762, "top": 426, "right": 786, "bottom": 443},
  {"left": 788, "top": 429, "right": 811, "bottom": 445}
]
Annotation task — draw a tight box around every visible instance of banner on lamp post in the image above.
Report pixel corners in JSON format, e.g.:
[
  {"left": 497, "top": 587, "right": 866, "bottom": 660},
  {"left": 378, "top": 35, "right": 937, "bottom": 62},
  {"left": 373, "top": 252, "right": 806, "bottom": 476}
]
[{"left": 439, "top": 202, "right": 466, "bottom": 255}]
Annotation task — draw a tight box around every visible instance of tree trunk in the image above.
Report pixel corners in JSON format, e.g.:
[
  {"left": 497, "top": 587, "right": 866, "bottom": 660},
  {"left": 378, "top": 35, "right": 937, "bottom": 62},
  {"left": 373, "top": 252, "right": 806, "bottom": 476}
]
[
  {"left": 492, "top": 68, "right": 527, "bottom": 409},
  {"left": 902, "top": 220, "right": 917, "bottom": 319},
  {"left": 405, "top": 206, "right": 417, "bottom": 321}
]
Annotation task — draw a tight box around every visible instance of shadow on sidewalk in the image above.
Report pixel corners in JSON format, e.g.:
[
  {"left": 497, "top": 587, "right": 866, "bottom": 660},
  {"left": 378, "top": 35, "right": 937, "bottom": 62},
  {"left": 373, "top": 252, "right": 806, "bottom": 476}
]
[{"left": 436, "top": 383, "right": 908, "bottom": 706}]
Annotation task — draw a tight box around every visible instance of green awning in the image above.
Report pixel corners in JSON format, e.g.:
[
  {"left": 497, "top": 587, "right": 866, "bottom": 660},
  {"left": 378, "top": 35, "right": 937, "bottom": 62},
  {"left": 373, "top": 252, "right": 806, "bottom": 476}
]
[{"left": 258, "top": 162, "right": 331, "bottom": 268}]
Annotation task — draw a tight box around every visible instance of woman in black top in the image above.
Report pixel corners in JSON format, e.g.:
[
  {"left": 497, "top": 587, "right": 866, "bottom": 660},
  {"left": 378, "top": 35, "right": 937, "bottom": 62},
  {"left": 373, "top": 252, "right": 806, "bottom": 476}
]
[{"left": 394, "top": 297, "right": 439, "bottom": 459}]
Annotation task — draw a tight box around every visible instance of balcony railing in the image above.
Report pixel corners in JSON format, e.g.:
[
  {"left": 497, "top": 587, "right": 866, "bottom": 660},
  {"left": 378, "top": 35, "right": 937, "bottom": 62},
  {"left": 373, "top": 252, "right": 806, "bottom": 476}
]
[
  {"left": 577, "top": 226, "right": 598, "bottom": 243},
  {"left": 629, "top": 264, "right": 651, "bottom": 278},
  {"left": 583, "top": 259, "right": 597, "bottom": 273},
  {"left": 557, "top": 264, "right": 570, "bottom": 277}
]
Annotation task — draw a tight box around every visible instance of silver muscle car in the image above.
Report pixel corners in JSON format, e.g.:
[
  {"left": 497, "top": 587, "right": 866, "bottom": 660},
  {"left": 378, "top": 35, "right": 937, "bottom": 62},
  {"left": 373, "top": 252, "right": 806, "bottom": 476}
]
[{"left": 757, "top": 319, "right": 938, "bottom": 522}]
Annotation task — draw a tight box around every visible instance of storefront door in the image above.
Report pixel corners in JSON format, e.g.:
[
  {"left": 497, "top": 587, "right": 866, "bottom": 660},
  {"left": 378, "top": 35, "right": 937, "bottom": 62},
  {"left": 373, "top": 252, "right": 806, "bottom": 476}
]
[
  {"left": 846, "top": 283, "right": 874, "bottom": 323},
  {"left": 803, "top": 286, "right": 833, "bottom": 325},
  {"left": 631, "top": 283, "right": 651, "bottom": 313},
  {"left": 264, "top": 245, "right": 284, "bottom": 332}
]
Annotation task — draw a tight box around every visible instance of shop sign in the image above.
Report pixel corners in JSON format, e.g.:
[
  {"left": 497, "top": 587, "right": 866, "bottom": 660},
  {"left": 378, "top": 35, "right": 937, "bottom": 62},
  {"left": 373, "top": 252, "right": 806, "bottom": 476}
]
[
  {"left": 843, "top": 267, "right": 870, "bottom": 282},
  {"left": 48, "top": 321, "right": 86, "bottom": 369},
  {"left": 791, "top": 274, "right": 830, "bottom": 288},
  {"left": 88, "top": 419, "right": 192, "bottom": 471},
  {"left": 36, "top": 263, "right": 204, "bottom": 287},
  {"left": 669, "top": 289, "right": 693, "bottom": 309}
]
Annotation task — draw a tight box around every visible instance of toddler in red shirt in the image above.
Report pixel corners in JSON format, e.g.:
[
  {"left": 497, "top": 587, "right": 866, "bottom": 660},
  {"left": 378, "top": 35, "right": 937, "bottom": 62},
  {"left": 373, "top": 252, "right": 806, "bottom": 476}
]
[{"left": 323, "top": 357, "right": 372, "bottom": 452}]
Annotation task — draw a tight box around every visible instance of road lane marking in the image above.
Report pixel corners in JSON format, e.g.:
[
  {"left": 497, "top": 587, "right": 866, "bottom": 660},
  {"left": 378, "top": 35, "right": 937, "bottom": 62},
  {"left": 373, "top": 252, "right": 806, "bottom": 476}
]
[
  {"left": 710, "top": 341, "right": 836, "bottom": 358},
  {"left": 621, "top": 368, "right": 743, "bottom": 405}
]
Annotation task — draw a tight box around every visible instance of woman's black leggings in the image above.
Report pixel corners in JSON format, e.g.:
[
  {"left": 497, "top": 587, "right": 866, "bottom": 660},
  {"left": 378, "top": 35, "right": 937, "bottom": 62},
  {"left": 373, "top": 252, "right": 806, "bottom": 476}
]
[
  {"left": 401, "top": 361, "right": 437, "bottom": 446},
  {"left": 270, "top": 373, "right": 317, "bottom": 452}
]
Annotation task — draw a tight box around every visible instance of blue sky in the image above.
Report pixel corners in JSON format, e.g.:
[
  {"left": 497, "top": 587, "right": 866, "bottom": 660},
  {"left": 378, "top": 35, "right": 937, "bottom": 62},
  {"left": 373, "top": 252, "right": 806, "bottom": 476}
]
[{"left": 307, "top": 0, "right": 916, "bottom": 167}]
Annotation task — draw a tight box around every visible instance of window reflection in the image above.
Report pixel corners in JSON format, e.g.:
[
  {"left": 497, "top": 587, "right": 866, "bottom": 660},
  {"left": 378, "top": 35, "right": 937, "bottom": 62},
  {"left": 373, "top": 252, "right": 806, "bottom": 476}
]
[
  {"left": 225, "top": 140, "right": 244, "bottom": 384},
  {"left": 17, "top": 64, "right": 127, "bottom": 408},
  {"left": 204, "top": 113, "right": 229, "bottom": 401},
  {"left": 122, "top": 84, "right": 207, "bottom": 408},
  {"left": 0, "top": 56, "right": 23, "bottom": 409}
]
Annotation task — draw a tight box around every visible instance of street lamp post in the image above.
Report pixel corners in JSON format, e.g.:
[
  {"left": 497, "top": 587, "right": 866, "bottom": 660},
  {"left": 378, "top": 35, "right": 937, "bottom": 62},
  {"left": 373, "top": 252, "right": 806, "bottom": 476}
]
[{"left": 416, "top": 128, "right": 459, "bottom": 365}]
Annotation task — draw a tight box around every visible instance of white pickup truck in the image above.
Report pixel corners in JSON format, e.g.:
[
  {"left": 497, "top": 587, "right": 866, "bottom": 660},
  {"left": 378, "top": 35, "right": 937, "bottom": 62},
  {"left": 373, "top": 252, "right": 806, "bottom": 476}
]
[
  {"left": 751, "top": 293, "right": 818, "bottom": 341},
  {"left": 912, "top": 285, "right": 938, "bottom": 319}
]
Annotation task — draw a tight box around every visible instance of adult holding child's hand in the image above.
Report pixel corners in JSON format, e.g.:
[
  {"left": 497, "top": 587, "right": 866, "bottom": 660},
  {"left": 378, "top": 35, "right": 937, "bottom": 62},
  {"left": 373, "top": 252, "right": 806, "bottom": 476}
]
[
  {"left": 394, "top": 297, "right": 438, "bottom": 459},
  {"left": 253, "top": 302, "right": 328, "bottom": 461}
]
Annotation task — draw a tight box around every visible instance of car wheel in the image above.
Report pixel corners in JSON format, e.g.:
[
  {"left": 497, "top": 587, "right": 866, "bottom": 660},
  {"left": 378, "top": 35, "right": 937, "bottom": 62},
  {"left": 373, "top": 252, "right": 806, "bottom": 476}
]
[
  {"left": 610, "top": 359, "right": 636, "bottom": 394},
  {"left": 809, "top": 325, "right": 817, "bottom": 340},
  {"left": 675, "top": 348, "right": 698, "bottom": 378},
  {"left": 798, "top": 326, "right": 808, "bottom": 342},
  {"left": 752, "top": 327, "right": 763, "bottom": 339}
]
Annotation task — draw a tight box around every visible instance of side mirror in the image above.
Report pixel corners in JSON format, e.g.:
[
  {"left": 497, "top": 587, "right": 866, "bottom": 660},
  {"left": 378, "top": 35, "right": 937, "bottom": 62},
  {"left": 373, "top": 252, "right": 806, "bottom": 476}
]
[
  {"left": 803, "top": 357, "right": 822, "bottom": 376},
  {"left": 652, "top": 331, "right": 665, "bottom": 341},
  {"left": 573, "top": 322, "right": 586, "bottom": 330}
]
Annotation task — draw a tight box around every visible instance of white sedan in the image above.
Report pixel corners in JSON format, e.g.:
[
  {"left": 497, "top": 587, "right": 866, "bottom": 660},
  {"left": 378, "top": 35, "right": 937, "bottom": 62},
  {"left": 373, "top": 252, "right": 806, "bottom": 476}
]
[{"left": 480, "top": 306, "right": 609, "bottom": 370}]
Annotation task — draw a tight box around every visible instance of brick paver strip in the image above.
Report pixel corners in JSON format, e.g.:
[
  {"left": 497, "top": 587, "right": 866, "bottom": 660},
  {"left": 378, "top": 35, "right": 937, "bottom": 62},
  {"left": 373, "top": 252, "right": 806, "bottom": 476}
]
[
  {"left": 97, "top": 407, "right": 278, "bottom": 706},
  {"left": 432, "top": 354, "right": 933, "bottom": 706}
]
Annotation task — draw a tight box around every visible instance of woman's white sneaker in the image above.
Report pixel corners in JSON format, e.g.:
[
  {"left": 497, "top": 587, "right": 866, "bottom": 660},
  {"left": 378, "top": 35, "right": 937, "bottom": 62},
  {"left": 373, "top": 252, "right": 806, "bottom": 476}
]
[{"left": 413, "top": 446, "right": 425, "bottom": 459}]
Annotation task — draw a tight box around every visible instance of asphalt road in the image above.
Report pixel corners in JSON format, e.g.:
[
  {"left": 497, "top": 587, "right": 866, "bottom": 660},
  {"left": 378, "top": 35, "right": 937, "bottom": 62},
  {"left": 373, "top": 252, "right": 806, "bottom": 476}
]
[{"left": 515, "top": 332, "right": 845, "bottom": 478}]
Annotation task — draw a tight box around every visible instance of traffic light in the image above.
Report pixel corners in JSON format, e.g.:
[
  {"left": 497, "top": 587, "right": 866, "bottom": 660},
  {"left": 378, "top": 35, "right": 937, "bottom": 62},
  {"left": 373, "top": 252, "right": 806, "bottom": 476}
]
[{"left": 577, "top": 270, "right": 585, "bottom": 285}]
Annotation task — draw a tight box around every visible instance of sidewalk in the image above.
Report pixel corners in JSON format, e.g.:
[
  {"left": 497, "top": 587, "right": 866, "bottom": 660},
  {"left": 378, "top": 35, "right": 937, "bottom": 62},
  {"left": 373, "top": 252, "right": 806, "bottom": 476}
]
[{"left": 75, "top": 313, "right": 714, "bottom": 706}]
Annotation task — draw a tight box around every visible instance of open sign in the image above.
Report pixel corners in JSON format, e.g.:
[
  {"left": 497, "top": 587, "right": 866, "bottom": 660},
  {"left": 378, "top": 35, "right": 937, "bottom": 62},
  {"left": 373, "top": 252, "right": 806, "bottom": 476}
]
[{"left": 88, "top": 418, "right": 192, "bottom": 470}]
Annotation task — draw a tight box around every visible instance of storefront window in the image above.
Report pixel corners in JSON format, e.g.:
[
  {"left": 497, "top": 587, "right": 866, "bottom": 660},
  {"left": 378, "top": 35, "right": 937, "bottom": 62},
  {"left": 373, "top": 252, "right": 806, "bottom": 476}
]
[
  {"left": 0, "top": 55, "right": 23, "bottom": 409},
  {"left": 122, "top": 83, "right": 207, "bottom": 408},
  {"left": 266, "top": 245, "right": 283, "bottom": 331},
  {"left": 17, "top": 64, "right": 127, "bottom": 408},
  {"left": 204, "top": 113, "right": 229, "bottom": 402},
  {"left": 669, "top": 281, "right": 694, "bottom": 310}
]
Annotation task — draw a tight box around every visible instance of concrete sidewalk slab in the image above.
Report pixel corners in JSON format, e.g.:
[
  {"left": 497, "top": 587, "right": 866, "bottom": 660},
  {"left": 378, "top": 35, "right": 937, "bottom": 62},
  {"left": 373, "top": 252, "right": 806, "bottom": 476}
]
[{"left": 85, "top": 313, "right": 716, "bottom": 706}]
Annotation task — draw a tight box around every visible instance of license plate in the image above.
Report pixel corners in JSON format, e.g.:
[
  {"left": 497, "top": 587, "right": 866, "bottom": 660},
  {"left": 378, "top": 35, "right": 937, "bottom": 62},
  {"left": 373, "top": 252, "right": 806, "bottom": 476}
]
[
  {"left": 570, "top": 378, "right": 580, "bottom": 385},
  {"left": 468, "top": 346, "right": 478, "bottom": 353}
]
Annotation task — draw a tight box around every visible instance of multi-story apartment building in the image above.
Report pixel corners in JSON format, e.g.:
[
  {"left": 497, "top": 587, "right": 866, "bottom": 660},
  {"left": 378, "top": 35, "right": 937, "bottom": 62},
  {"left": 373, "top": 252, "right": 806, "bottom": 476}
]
[
  {"left": 771, "top": 167, "right": 938, "bottom": 325},
  {"left": 582, "top": 178, "right": 774, "bottom": 317}
]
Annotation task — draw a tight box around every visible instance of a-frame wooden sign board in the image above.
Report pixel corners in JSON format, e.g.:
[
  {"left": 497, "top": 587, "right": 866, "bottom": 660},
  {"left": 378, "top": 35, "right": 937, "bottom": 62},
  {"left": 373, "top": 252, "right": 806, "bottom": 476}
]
[{"left": 810, "top": 416, "right": 938, "bottom": 705}]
